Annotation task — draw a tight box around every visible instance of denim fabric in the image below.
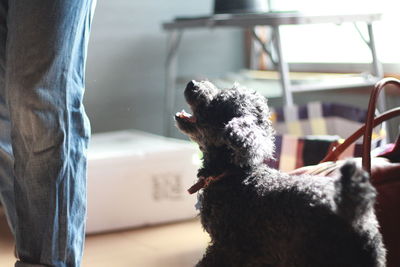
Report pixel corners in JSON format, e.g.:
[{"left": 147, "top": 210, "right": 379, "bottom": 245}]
[{"left": 0, "top": 0, "right": 96, "bottom": 266}]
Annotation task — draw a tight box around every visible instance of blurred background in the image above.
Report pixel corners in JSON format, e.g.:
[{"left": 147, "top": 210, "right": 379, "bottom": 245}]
[{"left": 84, "top": 0, "right": 400, "bottom": 138}]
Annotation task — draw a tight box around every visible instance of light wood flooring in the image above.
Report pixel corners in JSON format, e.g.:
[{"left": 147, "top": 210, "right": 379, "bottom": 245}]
[{"left": 0, "top": 211, "right": 209, "bottom": 267}]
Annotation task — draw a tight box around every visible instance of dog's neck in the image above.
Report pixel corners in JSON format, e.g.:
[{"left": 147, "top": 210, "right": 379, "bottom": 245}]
[
  {"left": 188, "top": 146, "right": 249, "bottom": 194},
  {"left": 199, "top": 145, "right": 245, "bottom": 178}
]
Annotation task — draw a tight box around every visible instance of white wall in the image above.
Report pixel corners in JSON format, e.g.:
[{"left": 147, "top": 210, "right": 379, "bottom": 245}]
[{"left": 85, "top": 0, "right": 245, "bottom": 135}]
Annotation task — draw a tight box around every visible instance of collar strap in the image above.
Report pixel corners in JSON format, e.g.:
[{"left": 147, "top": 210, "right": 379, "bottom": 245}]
[{"left": 187, "top": 172, "right": 227, "bottom": 194}]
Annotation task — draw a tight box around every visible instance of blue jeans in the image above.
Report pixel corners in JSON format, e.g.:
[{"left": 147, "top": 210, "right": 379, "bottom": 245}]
[{"left": 0, "top": 0, "right": 96, "bottom": 266}]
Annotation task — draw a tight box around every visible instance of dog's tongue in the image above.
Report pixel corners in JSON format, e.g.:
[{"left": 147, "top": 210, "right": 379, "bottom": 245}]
[{"left": 176, "top": 109, "right": 196, "bottom": 123}]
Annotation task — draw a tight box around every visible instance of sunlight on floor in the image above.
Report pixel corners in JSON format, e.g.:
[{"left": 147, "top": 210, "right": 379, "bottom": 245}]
[{"left": 0, "top": 211, "right": 208, "bottom": 267}]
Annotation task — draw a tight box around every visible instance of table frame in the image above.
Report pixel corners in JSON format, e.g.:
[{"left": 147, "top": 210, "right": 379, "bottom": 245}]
[{"left": 162, "top": 12, "right": 383, "bottom": 136}]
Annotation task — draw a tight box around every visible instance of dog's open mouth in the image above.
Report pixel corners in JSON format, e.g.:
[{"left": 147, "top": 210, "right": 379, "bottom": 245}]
[{"left": 175, "top": 109, "right": 197, "bottom": 123}]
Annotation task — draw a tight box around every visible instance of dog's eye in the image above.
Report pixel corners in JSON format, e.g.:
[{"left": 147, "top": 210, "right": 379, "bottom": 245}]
[{"left": 204, "top": 105, "right": 239, "bottom": 127}]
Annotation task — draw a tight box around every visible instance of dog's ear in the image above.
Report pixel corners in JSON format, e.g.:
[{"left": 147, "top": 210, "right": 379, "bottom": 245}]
[{"left": 224, "top": 116, "right": 274, "bottom": 167}]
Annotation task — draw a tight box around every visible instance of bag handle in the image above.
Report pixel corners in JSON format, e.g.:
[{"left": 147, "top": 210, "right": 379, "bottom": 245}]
[
  {"left": 321, "top": 107, "right": 400, "bottom": 163},
  {"left": 321, "top": 78, "right": 400, "bottom": 174},
  {"left": 363, "top": 78, "right": 400, "bottom": 173}
]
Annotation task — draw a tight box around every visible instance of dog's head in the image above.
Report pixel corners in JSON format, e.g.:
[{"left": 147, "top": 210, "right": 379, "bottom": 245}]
[{"left": 175, "top": 80, "right": 275, "bottom": 168}]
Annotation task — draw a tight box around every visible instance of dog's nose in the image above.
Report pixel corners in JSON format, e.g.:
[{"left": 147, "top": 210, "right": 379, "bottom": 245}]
[
  {"left": 185, "top": 80, "right": 217, "bottom": 106},
  {"left": 185, "top": 80, "right": 201, "bottom": 97},
  {"left": 186, "top": 80, "right": 199, "bottom": 91},
  {"left": 184, "top": 80, "right": 202, "bottom": 105}
]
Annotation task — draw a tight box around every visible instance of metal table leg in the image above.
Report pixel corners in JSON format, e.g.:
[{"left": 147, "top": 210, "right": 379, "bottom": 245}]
[
  {"left": 366, "top": 23, "right": 386, "bottom": 110},
  {"left": 367, "top": 23, "right": 383, "bottom": 79},
  {"left": 164, "top": 30, "right": 183, "bottom": 137},
  {"left": 251, "top": 27, "right": 277, "bottom": 68},
  {"left": 367, "top": 23, "right": 390, "bottom": 140},
  {"left": 272, "top": 25, "right": 293, "bottom": 106}
]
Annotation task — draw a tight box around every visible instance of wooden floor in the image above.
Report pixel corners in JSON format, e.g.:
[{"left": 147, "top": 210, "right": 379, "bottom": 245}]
[{"left": 0, "top": 211, "right": 209, "bottom": 267}]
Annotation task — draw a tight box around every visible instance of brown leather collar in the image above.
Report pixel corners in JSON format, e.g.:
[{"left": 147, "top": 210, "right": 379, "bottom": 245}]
[{"left": 188, "top": 172, "right": 228, "bottom": 194}]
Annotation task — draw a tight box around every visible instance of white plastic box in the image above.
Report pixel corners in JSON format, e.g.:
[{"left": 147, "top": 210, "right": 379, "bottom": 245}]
[{"left": 86, "top": 130, "right": 200, "bottom": 234}]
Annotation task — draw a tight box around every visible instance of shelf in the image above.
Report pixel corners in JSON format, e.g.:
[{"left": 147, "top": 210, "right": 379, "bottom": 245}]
[{"left": 184, "top": 70, "right": 379, "bottom": 98}]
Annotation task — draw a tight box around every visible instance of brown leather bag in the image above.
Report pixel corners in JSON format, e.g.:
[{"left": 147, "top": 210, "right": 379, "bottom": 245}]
[{"left": 289, "top": 78, "right": 400, "bottom": 267}]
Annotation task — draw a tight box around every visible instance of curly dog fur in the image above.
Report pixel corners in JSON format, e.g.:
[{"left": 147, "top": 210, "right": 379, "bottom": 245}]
[{"left": 175, "top": 80, "right": 386, "bottom": 267}]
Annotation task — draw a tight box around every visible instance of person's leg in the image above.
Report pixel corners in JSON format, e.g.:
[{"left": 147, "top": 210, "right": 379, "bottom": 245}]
[
  {"left": 0, "top": 0, "right": 17, "bottom": 236},
  {"left": 5, "top": 0, "right": 96, "bottom": 266}
]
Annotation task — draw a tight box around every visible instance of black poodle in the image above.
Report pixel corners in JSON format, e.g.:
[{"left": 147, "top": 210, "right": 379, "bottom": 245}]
[{"left": 175, "top": 80, "right": 386, "bottom": 267}]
